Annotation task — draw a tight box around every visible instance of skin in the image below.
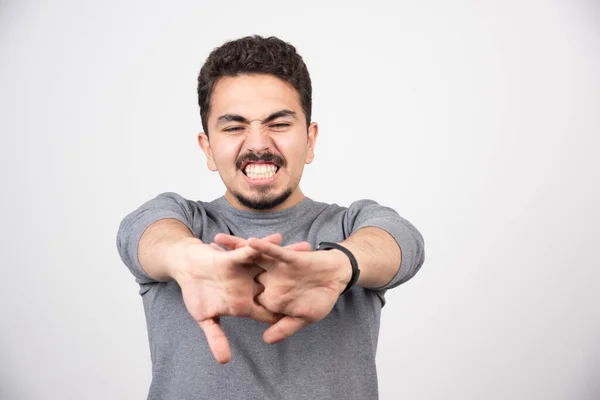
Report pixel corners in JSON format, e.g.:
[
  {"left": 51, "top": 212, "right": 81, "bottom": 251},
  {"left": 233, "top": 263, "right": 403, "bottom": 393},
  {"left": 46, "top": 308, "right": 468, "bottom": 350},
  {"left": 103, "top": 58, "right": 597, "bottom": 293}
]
[
  {"left": 198, "top": 73, "right": 318, "bottom": 212},
  {"left": 194, "top": 73, "right": 352, "bottom": 352},
  {"left": 175, "top": 233, "right": 312, "bottom": 364},
  {"left": 138, "top": 73, "right": 401, "bottom": 364},
  {"left": 214, "top": 234, "right": 351, "bottom": 344}
]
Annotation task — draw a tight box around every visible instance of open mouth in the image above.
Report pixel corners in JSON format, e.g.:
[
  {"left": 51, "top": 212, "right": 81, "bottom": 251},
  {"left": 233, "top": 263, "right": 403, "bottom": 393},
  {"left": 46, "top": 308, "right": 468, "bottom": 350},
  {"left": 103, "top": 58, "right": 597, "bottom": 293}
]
[{"left": 242, "top": 162, "right": 280, "bottom": 180}]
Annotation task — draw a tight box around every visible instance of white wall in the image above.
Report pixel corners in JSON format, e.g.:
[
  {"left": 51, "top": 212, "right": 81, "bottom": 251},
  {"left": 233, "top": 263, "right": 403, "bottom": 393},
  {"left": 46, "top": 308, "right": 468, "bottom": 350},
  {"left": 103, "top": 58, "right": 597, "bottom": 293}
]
[{"left": 1, "top": 1, "right": 598, "bottom": 399}]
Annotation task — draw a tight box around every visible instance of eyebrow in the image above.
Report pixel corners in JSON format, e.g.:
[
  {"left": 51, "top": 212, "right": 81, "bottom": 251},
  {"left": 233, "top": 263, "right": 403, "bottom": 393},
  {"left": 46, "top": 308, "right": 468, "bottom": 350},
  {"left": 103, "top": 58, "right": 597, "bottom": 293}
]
[{"left": 216, "top": 109, "right": 297, "bottom": 126}]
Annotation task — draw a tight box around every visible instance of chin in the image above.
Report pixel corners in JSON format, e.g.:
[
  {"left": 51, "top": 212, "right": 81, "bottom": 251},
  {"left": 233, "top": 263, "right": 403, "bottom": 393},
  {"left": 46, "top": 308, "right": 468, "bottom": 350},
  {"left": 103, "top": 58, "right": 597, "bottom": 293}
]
[{"left": 233, "top": 188, "right": 294, "bottom": 211}]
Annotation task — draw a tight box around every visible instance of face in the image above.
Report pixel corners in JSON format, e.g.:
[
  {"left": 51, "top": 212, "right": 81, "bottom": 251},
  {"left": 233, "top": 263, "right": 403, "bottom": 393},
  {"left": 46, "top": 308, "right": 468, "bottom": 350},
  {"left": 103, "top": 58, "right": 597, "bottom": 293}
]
[{"left": 198, "top": 74, "right": 318, "bottom": 212}]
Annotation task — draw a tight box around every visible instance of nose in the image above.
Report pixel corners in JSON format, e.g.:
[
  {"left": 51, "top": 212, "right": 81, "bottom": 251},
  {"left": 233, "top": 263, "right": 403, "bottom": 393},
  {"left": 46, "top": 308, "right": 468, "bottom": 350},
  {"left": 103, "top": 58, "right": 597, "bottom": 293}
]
[{"left": 244, "top": 122, "right": 272, "bottom": 154}]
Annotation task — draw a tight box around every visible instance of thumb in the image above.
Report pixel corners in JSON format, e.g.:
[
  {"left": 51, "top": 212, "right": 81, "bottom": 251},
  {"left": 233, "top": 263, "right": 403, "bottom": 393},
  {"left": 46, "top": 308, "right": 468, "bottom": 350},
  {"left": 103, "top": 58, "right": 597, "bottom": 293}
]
[
  {"left": 263, "top": 316, "right": 309, "bottom": 344},
  {"left": 198, "top": 318, "right": 231, "bottom": 364}
]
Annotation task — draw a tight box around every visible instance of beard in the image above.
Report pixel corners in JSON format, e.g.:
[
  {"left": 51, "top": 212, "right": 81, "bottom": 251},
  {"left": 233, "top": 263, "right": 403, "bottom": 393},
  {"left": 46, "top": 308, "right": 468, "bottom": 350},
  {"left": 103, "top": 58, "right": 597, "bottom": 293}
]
[
  {"left": 232, "top": 186, "right": 294, "bottom": 211},
  {"left": 232, "top": 150, "right": 293, "bottom": 211}
]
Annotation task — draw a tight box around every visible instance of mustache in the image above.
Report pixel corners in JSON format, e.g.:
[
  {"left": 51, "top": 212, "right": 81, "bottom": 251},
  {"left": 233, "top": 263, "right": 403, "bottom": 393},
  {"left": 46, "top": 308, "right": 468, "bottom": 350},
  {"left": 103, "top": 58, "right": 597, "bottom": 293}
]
[{"left": 236, "top": 152, "right": 286, "bottom": 170}]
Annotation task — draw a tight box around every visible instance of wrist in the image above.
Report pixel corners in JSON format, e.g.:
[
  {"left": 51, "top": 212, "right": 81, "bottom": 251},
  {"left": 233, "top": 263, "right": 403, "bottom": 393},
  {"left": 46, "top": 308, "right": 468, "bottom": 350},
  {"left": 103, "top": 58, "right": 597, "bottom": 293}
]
[
  {"left": 167, "top": 237, "right": 209, "bottom": 283},
  {"left": 329, "top": 249, "right": 353, "bottom": 294},
  {"left": 316, "top": 242, "right": 360, "bottom": 295}
]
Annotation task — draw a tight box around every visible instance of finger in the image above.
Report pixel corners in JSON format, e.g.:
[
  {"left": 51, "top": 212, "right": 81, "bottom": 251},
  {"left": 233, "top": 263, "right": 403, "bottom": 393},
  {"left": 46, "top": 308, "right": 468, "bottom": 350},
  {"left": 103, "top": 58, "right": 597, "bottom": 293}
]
[
  {"left": 248, "top": 238, "right": 298, "bottom": 263},
  {"left": 263, "top": 316, "right": 309, "bottom": 344},
  {"left": 247, "top": 264, "right": 265, "bottom": 279},
  {"left": 245, "top": 242, "right": 309, "bottom": 270},
  {"left": 262, "top": 233, "right": 283, "bottom": 244},
  {"left": 286, "top": 241, "right": 311, "bottom": 252},
  {"left": 214, "top": 233, "right": 246, "bottom": 250},
  {"left": 249, "top": 303, "right": 280, "bottom": 325},
  {"left": 251, "top": 254, "right": 278, "bottom": 273},
  {"left": 254, "top": 271, "right": 267, "bottom": 287},
  {"left": 255, "top": 291, "right": 284, "bottom": 314},
  {"left": 253, "top": 281, "right": 265, "bottom": 297},
  {"left": 215, "top": 233, "right": 283, "bottom": 250},
  {"left": 226, "top": 240, "right": 278, "bottom": 271},
  {"left": 197, "top": 318, "right": 231, "bottom": 364},
  {"left": 209, "top": 242, "right": 225, "bottom": 251},
  {"left": 226, "top": 245, "right": 261, "bottom": 265}
]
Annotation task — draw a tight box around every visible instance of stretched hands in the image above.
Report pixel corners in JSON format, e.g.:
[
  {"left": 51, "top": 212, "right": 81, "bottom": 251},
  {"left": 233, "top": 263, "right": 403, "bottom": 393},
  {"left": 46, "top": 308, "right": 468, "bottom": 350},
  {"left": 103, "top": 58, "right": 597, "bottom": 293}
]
[
  {"left": 214, "top": 235, "right": 351, "bottom": 346},
  {"left": 173, "top": 233, "right": 350, "bottom": 364}
]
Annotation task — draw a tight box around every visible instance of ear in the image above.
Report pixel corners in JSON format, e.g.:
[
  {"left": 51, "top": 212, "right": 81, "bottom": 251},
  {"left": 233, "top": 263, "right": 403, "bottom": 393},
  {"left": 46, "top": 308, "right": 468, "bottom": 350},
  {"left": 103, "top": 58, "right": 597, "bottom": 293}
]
[
  {"left": 305, "top": 122, "right": 319, "bottom": 164},
  {"left": 197, "top": 132, "right": 218, "bottom": 171}
]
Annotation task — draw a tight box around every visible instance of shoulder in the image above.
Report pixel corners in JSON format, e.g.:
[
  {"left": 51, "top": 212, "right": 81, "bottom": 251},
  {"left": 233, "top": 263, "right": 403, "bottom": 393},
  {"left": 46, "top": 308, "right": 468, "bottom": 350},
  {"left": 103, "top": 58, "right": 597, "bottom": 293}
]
[
  {"left": 150, "top": 191, "right": 211, "bottom": 209},
  {"left": 311, "top": 198, "right": 391, "bottom": 216},
  {"left": 134, "top": 192, "right": 215, "bottom": 226},
  {"left": 304, "top": 197, "right": 392, "bottom": 216},
  {"left": 304, "top": 198, "right": 395, "bottom": 228}
]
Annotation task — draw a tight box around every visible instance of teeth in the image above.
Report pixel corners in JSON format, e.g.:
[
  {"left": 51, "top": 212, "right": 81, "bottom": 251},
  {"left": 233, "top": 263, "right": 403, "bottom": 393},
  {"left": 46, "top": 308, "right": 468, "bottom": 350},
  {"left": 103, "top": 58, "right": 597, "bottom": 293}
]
[{"left": 244, "top": 164, "right": 277, "bottom": 180}]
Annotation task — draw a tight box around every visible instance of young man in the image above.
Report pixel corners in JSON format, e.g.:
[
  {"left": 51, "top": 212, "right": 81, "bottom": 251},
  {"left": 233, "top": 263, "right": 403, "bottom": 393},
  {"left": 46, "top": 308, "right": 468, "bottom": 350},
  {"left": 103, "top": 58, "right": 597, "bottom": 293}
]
[{"left": 117, "top": 35, "right": 425, "bottom": 400}]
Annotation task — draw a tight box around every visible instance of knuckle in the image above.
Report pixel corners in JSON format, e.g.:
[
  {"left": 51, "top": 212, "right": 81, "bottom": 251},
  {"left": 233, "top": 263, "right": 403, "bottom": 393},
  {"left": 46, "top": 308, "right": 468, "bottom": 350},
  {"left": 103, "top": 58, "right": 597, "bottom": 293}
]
[{"left": 261, "top": 294, "right": 283, "bottom": 313}]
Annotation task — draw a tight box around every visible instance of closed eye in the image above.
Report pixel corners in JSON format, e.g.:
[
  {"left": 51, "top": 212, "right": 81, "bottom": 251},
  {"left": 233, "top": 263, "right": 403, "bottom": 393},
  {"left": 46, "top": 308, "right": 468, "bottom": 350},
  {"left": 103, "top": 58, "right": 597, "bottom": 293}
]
[
  {"left": 223, "top": 126, "right": 245, "bottom": 133},
  {"left": 270, "top": 123, "right": 291, "bottom": 129}
]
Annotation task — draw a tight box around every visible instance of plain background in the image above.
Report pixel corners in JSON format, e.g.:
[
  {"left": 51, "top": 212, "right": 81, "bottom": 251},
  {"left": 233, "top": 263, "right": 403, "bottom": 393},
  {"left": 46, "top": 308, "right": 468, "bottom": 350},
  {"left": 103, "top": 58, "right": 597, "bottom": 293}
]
[{"left": 1, "top": 1, "right": 599, "bottom": 399}]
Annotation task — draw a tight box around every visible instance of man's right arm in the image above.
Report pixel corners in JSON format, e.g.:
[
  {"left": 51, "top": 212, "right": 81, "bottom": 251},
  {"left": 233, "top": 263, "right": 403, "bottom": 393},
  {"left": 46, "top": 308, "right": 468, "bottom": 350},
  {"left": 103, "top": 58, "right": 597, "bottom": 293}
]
[
  {"left": 115, "top": 192, "right": 285, "bottom": 363},
  {"left": 137, "top": 218, "right": 203, "bottom": 281},
  {"left": 116, "top": 192, "right": 204, "bottom": 283}
]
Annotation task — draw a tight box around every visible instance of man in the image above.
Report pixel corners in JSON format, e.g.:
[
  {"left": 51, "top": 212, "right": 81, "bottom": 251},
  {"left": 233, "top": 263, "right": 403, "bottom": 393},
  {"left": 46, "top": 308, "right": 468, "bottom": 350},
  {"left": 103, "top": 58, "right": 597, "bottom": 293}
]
[{"left": 117, "top": 35, "right": 425, "bottom": 400}]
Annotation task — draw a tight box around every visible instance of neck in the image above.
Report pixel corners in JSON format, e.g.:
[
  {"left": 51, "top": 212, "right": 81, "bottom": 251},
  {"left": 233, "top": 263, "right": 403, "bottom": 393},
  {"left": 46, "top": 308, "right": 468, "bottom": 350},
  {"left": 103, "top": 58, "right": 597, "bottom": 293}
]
[{"left": 224, "top": 187, "right": 305, "bottom": 212}]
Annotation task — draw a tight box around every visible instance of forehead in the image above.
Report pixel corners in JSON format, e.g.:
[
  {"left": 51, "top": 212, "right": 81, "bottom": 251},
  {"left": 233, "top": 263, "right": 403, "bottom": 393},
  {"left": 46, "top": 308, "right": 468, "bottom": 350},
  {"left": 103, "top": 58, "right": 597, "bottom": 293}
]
[{"left": 209, "top": 74, "right": 302, "bottom": 121}]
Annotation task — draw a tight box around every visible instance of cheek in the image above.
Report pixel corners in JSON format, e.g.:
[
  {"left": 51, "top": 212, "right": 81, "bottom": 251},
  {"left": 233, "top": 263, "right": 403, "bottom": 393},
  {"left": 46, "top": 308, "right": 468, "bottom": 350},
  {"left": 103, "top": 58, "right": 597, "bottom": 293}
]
[
  {"left": 212, "top": 139, "right": 243, "bottom": 167},
  {"left": 277, "top": 136, "right": 308, "bottom": 165}
]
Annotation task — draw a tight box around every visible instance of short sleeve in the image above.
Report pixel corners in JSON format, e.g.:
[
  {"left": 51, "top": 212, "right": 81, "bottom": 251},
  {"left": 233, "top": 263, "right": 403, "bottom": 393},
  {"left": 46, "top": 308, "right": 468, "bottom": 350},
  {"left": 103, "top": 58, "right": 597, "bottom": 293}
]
[
  {"left": 343, "top": 199, "right": 425, "bottom": 290},
  {"left": 116, "top": 192, "right": 205, "bottom": 284}
]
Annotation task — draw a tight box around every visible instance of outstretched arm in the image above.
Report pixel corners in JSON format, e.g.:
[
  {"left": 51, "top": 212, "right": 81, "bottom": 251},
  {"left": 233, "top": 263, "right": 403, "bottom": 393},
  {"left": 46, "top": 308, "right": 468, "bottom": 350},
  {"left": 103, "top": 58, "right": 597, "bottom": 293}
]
[
  {"left": 137, "top": 218, "right": 200, "bottom": 281},
  {"left": 129, "top": 218, "right": 284, "bottom": 364},
  {"left": 116, "top": 193, "right": 289, "bottom": 364},
  {"left": 225, "top": 221, "right": 423, "bottom": 344},
  {"left": 336, "top": 226, "right": 402, "bottom": 289}
]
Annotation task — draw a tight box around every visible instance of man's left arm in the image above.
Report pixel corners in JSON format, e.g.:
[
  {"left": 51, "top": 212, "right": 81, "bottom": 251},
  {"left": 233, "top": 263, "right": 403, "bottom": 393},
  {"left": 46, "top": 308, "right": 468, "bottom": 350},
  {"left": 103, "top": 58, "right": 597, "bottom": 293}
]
[
  {"left": 213, "top": 200, "right": 425, "bottom": 343},
  {"left": 337, "top": 226, "right": 403, "bottom": 290},
  {"left": 338, "top": 199, "right": 425, "bottom": 291}
]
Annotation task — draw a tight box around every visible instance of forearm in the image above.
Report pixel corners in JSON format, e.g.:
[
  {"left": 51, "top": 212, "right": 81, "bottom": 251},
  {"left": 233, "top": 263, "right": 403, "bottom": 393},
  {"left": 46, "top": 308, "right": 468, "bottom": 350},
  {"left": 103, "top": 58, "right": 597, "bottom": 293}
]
[
  {"left": 338, "top": 227, "right": 401, "bottom": 289},
  {"left": 138, "top": 218, "right": 203, "bottom": 281}
]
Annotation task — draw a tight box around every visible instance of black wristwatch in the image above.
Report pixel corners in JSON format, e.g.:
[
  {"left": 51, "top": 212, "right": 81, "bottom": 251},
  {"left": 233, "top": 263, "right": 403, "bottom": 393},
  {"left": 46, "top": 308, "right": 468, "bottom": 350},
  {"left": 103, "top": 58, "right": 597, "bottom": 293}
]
[{"left": 316, "top": 242, "right": 360, "bottom": 295}]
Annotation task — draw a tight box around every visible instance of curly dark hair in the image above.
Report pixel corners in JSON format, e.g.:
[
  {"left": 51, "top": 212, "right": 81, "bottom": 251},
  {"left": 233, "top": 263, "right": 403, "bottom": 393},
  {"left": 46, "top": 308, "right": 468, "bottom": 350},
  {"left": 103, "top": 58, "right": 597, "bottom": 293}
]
[{"left": 197, "top": 35, "right": 312, "bottom": 136}]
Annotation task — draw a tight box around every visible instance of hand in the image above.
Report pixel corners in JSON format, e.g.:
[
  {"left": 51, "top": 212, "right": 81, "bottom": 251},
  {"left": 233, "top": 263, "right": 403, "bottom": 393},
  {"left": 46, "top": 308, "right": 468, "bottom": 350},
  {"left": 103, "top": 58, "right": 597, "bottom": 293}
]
[
  {"left": 172, "top": 234, "right": 281, "bottom": 364},
  {"left": 245, "top": 238, "right": 352, "bottom": 345}
]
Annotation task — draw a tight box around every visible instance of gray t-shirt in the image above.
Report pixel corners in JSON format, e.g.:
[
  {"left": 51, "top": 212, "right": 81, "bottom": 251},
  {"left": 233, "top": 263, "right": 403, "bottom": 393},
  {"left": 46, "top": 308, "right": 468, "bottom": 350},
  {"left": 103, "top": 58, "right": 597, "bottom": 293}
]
[{"left": 116, "top": 192, "right": 425, "bottom": 400}]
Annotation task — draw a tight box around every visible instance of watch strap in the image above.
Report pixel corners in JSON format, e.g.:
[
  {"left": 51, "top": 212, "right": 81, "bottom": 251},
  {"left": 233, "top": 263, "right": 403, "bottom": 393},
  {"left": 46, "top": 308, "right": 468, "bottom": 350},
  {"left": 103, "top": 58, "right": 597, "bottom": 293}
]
[{"left": 316, "top": 242, "right": 360, "bottom": 295}]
